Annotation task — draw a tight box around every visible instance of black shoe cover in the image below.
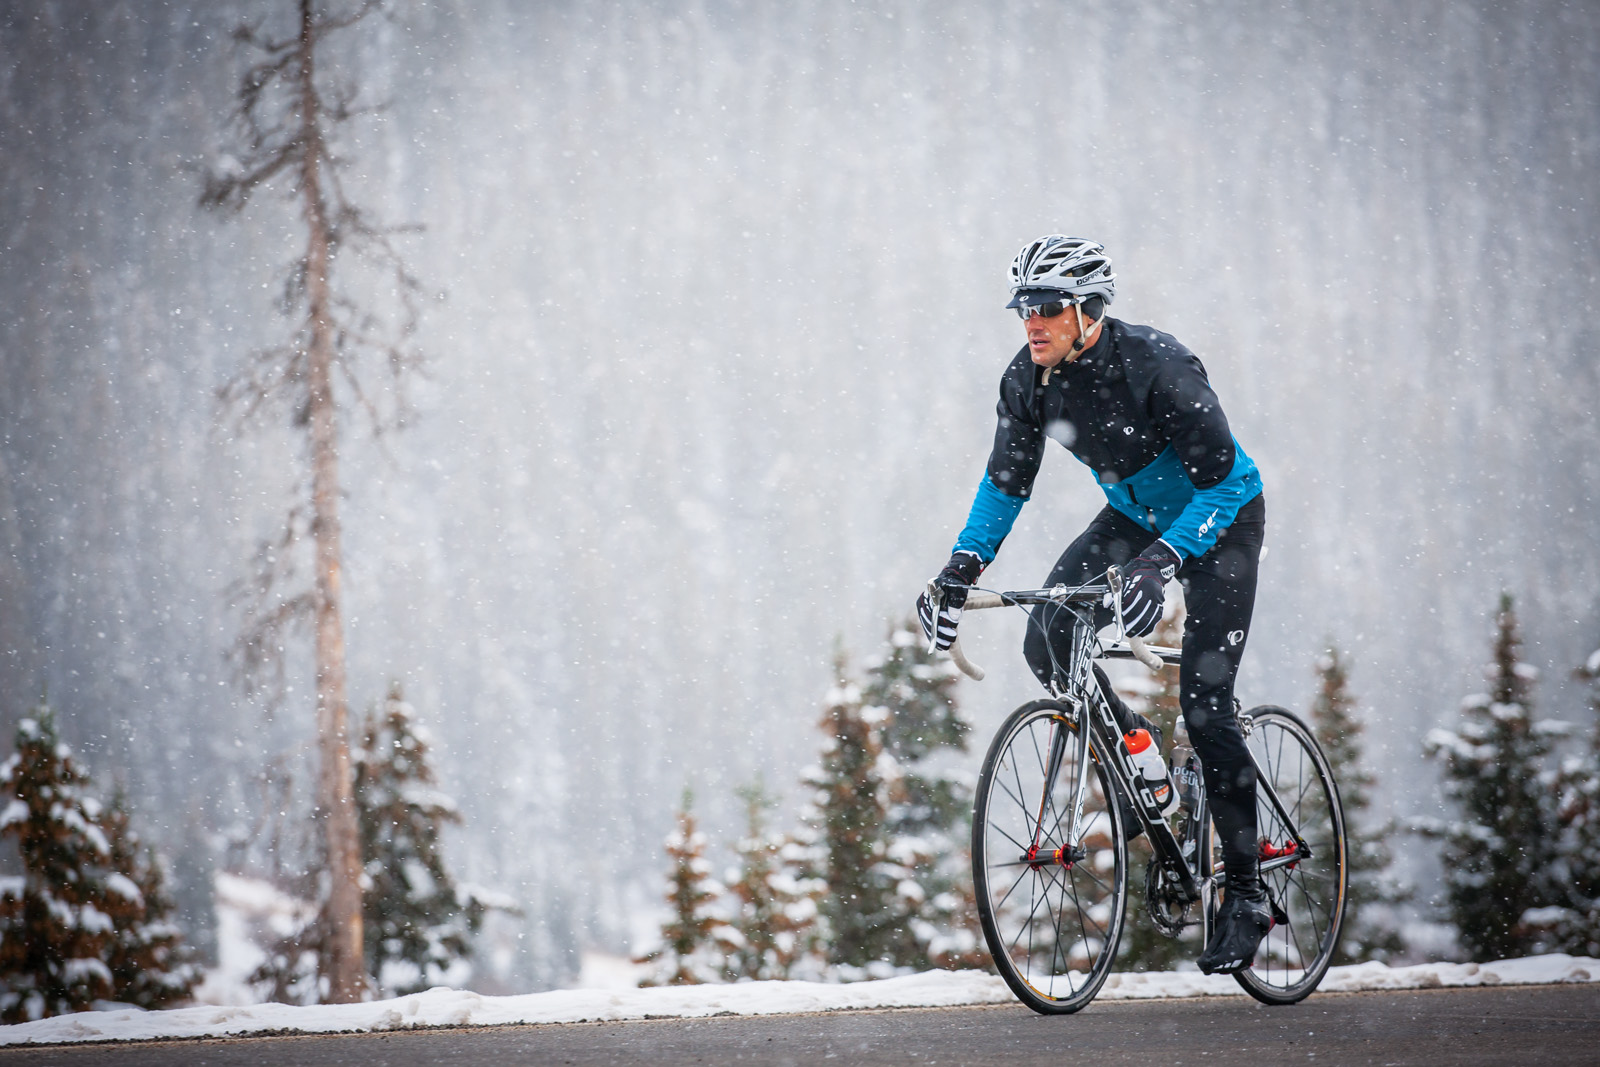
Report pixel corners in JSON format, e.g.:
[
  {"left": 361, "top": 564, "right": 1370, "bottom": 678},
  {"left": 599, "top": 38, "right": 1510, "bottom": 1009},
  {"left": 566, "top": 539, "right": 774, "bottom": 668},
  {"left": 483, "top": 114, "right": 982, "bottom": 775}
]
[{"left": 1198, "top": 890, "right": 1273, "bottom": 975}]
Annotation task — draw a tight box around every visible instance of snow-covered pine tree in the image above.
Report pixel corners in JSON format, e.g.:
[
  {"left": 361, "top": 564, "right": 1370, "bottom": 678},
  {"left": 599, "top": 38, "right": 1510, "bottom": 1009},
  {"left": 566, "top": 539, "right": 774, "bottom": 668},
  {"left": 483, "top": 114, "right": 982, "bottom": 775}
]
[
  {"left": 1112, "top": 608, "right": 1197, "bottom": 971},
  {"left": 353, "top": 683, "right": 493, "bottom": 996},
  {"left": 870, "top": 619, "right": 967, "bottom": 766},
  {"left": 100, "top": 791, "right": 198, "bottom": 1008},
  {"left": 1310, "top": 645, "right": 1407, "bottom": 964},
  {"left": 797, "top": 651, "right": 911, "bottom": 974},
  {"left": 722, "top": 781, "right": 824, "bottom": 981},
  {"left": 241, "top": 785, "right": 326, "bottom": 1006},
  {"left": 636, "top": 790, "right": 736, "bottom": 985},
  {"left": 1423, "top": 593, "right": 1563, "bottom": 961},
  {"left": 1544, "top": 643, "right": 1600, "bottom": 954},
  {"left": 246, "top": 887, "right": 324, "bottom": 1005},
  {"left": 864, "top": 619, "right": 984, "bottom": 970},
  {"left": 0, "top": 706, "right": 192, "bottom": 1019},
  {"left": 0, "top": 707, "right": 115, "bottom": 1020}
]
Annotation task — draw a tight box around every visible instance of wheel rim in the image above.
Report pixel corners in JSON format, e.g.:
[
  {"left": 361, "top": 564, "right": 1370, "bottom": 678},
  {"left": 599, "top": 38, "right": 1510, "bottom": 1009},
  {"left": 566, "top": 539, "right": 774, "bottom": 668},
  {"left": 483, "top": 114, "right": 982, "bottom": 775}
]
[
  {"left": 975, "top": 706, "right": 1126, "bottom": 1008},
  {"left": 1236, "top": 710, "right": 1347, "bottom": 999}
]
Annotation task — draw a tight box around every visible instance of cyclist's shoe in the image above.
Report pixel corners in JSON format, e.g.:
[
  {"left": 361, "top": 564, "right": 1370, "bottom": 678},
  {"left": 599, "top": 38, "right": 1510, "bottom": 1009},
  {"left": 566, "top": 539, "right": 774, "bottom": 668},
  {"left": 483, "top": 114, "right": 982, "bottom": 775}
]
[{"left": 1198, "top": 882, "right": 1273, "bottom": 975}]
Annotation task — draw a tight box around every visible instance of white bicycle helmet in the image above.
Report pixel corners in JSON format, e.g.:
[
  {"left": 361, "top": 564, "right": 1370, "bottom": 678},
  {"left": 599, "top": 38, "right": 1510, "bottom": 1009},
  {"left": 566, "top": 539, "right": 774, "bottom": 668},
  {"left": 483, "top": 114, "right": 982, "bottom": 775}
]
[{"left": 1006, "top": 235, "right": 1117, "bottom": 309}]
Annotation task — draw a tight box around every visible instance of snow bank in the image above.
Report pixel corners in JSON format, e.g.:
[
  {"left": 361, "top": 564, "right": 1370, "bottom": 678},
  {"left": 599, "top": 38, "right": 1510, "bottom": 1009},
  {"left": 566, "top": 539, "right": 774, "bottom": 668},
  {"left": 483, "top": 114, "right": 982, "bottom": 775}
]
[{"left": 2, "top": 955, "right": 1596, "bottom": 1047}]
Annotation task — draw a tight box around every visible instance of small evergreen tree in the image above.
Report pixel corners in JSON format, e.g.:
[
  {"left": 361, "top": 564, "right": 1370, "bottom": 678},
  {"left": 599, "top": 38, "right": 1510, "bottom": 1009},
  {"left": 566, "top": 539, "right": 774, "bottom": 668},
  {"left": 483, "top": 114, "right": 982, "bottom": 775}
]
[
  {"left": 865, "top": 619, "right": 985, "bottom": 969},
  {"left": 0, "top": 708, "right": 116, "bottom": 1020},
  {"left": 0, "top": 706, "right": 194, "bottom": 1021},
  {"left": 240, "top": 776, "right": 327, "bottom": 1006},
  {"left": 637, "top": 790, "right": 736, "bottom": 985},
  {"left": 248, "top": 906, "right": 324, "bottom": 1005},
  {"left": 1543, "top": 644, "right": 1600, "bottom": 954},
  {"left": 792, "top": 630, "right": 988, "bottom": 976},
  {"left": 797, "top": 651, "right": 911, "bottom": 973},
  {"left": 354, "top": 683, "right": 494, "bottom": 996},
  {"left": 1310, "top": 645, "right": 1408, "bottom": 964},
  {"left": 101, "top": 792, "right": 199, "bottom": 1008},
  {"left": 722, "top": 782, "right": 825, "bottom": 981},
  {"left": 1423, "top": 593, "right": 1563, "bottom": 961}
]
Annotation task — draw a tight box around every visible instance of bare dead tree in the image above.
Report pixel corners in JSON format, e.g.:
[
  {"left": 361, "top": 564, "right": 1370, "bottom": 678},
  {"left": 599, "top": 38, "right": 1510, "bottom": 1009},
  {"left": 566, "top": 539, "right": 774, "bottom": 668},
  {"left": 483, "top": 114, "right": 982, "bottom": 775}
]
[{"left": 202, "top": 0, "right": 422, "bottom": 1003}]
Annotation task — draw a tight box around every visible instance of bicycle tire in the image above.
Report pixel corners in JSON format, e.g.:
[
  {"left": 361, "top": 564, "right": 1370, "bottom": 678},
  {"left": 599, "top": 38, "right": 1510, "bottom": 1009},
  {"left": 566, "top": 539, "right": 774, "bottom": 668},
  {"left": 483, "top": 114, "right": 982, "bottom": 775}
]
[
  {"left": 972, "top": 699, "right": 1128, "bottom": 1014},
  {"left": 1201, "top": 705, "right": 1348, "bottom": 1005}
]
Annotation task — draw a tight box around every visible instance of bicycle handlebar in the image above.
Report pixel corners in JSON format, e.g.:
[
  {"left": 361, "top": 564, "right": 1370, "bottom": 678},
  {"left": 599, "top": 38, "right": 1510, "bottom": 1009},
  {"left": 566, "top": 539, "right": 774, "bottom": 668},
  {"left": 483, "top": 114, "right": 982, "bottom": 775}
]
[{"left": 944, "top": 571, "right": 1174, "bottom": 680}]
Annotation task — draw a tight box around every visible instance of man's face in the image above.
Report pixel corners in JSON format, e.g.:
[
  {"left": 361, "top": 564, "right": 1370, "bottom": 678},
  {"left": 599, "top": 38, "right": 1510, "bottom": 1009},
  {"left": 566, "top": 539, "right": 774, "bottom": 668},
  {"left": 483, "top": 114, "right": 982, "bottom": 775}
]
[{"left": 1021, "top": 300, "right": 1099, "bottom": 369}]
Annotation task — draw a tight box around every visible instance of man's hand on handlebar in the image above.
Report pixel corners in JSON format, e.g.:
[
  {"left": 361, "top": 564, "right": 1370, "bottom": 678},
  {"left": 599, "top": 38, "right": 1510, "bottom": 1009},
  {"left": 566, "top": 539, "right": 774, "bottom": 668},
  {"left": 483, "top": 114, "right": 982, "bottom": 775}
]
[
  {"left": 1113, "top": 540, "right": 1181, "bottom": 639},
  {"left": 917, "top": 550, "right": 985, "bottom": 651}
]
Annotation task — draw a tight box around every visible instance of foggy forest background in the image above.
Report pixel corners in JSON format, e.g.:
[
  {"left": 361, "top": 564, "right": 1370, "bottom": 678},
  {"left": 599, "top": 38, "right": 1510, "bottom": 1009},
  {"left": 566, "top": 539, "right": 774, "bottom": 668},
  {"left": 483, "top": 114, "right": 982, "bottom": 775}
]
[{"left": 2, "top": 0, "right": 1597, "bottom": 991}]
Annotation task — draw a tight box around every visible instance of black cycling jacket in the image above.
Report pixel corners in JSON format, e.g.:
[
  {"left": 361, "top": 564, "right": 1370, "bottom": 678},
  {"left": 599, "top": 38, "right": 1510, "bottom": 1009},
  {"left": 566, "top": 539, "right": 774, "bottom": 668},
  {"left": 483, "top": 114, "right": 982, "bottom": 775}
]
[{"left": 955, "top": 318, "right": 1263, "bottom": 561}]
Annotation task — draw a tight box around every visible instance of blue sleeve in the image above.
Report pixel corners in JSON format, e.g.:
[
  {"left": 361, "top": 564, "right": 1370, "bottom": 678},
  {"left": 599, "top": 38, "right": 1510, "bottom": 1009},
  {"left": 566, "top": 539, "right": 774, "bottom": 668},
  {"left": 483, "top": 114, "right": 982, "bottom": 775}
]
[
  {"left": 1157, "top": 448, "right": 1262, "bottom": 559},
  {"left": 953, "top": 473, "right": 1028, "bottom": 563}
]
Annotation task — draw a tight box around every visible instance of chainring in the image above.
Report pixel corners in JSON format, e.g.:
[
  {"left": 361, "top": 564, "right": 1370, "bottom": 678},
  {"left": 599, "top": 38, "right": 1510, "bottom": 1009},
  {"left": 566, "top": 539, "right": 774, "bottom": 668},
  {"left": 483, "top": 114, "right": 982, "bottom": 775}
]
[{"left": 1145, "top": 859, "right": 1196, "bottom": 937}]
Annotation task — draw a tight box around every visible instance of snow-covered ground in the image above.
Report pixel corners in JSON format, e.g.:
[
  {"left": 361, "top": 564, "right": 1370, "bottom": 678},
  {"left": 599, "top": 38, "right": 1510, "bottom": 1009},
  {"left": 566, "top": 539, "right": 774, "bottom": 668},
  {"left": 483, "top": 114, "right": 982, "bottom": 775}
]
[{"left": 1, "top": 955, "right": 1596, "bottom": 1047}]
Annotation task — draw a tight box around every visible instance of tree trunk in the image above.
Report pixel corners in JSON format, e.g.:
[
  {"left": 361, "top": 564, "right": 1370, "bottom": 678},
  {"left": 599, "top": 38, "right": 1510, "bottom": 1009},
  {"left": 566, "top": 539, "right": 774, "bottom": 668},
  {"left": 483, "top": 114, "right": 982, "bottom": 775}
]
[{"left": 297, "top": 0, "right": 365, "bottom": 1004}]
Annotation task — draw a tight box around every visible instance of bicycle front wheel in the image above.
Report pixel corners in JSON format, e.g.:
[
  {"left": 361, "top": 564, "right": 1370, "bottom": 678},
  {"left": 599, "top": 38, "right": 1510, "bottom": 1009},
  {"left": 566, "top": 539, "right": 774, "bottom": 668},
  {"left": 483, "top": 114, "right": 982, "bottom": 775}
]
[
  {"left": 972, "top": 699, "right": 1127, "bottom": 1014},
  {"left": 1203, "top": 705, "right": 1348, "bottom": 1005}
]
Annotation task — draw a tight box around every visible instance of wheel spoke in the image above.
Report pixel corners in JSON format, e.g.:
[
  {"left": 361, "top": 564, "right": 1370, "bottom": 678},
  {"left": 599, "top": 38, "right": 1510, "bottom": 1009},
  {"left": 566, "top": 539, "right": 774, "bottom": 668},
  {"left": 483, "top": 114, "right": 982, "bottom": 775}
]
[
  {"left": 990, "top": 857, "right": 1034, "bottom": 916},
  {"left": 986, "top": 814, "right": 1034, "bottom": 860},
  {"left": 995, "top": 770, "right": 1034, "bottom": 826}
]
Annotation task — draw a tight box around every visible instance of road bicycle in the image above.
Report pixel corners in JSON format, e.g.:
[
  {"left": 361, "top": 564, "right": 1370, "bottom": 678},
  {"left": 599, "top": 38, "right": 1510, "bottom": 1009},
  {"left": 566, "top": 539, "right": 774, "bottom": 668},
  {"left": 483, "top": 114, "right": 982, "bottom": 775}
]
[{"left": 935, "top": 570, "right": 1347, "bottom": 1013}]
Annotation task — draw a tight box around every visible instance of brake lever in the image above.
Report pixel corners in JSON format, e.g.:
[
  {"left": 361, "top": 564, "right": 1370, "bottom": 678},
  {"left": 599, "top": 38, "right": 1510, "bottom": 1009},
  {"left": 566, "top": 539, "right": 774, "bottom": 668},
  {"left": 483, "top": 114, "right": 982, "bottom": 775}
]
[{"left": 1108, "top": 565, "right": 1164, "bottom": 673}]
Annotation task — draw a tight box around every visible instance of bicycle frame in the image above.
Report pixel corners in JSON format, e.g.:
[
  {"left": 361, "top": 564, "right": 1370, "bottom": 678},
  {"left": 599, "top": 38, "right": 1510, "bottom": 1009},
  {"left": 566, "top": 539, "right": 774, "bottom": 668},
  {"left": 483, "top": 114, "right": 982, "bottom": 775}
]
[
  {"left": 958, "top": 581, "right": 1314, "bottom": 906},
  {"left": 1236, "top": 708, "right": 1317, "bottom": 877}
]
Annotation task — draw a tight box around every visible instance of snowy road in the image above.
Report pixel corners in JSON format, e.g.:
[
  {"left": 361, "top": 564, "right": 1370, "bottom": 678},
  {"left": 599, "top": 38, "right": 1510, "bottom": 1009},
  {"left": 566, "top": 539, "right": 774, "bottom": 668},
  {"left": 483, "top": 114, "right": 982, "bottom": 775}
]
[{"left": 3, "top": 985, "right": 1597, "bottom": 1066}]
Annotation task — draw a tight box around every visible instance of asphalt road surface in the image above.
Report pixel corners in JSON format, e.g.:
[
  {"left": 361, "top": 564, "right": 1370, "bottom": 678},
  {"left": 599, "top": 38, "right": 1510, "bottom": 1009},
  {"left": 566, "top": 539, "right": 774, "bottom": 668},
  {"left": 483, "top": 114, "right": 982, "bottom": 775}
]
[{"left": 2, "top": 984, "right": 1597, "bottom": 1066}]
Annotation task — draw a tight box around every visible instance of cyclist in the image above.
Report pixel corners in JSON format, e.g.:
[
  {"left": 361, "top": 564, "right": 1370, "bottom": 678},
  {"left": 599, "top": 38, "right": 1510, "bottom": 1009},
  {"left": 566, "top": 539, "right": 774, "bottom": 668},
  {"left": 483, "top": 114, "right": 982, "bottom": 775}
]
[{"left": 917, "top": 235, "right": 1271, "bottom": 974}]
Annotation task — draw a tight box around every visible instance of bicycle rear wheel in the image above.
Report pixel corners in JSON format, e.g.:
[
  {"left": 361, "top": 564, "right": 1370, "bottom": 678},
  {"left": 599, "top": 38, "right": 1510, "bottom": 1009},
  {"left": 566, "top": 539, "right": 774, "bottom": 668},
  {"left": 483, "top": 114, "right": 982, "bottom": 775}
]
[
  {"left": 972, "top": 699, "right": 1127, "bottom": 1014},
  {"left": 1203, "top": 705, "right": 1347, "bottom": 1005}
]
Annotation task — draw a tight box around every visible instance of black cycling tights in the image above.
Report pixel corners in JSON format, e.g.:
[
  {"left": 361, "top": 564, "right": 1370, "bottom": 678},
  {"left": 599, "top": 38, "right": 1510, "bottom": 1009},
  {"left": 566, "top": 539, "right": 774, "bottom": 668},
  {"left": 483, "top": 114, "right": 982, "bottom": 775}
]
[{"left": 1022, "top": 495, "right": 1267, "bottom": 883}]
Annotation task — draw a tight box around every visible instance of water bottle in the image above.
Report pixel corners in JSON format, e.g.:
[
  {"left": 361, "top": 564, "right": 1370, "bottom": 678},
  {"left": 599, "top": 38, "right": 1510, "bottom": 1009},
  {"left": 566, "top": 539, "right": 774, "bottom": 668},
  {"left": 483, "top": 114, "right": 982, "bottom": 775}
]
[{"left": 1124, "top": 728, "right": 1180, "bottom": 817}]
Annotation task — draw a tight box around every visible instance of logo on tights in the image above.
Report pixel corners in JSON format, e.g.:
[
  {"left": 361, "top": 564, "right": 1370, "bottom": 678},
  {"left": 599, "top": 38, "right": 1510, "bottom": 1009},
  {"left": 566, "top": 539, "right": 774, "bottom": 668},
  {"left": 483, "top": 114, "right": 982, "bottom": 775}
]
[{"left": 1227, "top": 630, "right": 1244, "bottom": 647}]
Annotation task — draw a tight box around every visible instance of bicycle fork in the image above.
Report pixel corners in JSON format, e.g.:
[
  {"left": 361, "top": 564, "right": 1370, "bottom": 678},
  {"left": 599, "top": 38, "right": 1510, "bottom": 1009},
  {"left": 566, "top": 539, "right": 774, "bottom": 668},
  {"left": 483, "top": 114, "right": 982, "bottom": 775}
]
[{"left": 1023, "top": 712, "right": 1090, "bottom": 871}]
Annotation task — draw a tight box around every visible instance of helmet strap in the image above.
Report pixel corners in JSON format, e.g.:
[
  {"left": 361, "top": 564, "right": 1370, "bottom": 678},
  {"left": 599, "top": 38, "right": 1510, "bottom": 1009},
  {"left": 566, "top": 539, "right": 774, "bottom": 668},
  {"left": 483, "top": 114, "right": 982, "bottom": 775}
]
[{"left": 1071, "top": 303, "right": 1089, "bottom": 353}]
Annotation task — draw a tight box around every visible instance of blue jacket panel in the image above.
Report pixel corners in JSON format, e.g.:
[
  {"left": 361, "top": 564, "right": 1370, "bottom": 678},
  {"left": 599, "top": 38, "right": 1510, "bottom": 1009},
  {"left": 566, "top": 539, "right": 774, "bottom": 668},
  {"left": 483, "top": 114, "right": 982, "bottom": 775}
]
[{"left": 1097, "top": 444, "right": 1262, "bottom": 559}]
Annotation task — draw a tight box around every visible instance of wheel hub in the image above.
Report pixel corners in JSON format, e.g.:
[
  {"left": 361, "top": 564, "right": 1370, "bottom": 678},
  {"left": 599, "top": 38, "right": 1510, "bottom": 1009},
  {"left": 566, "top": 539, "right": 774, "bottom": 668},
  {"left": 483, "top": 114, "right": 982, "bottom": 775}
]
[
  {"left": 1024, "top": 844, "right": 1086, "bottom": 870},
  {"left": 1259, "top": 838, "right": 1302, "bottom": 869}
]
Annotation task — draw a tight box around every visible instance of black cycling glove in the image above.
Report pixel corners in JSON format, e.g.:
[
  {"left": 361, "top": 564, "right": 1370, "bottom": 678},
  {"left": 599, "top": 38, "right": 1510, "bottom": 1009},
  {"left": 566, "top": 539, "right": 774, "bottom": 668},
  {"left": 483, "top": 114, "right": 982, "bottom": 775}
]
[
  {"left": 1116, "top": 540, "right": 1180, "bottom": 638},
  {"left": 916, "top": 550, "right": 985, "bottom": 651}
]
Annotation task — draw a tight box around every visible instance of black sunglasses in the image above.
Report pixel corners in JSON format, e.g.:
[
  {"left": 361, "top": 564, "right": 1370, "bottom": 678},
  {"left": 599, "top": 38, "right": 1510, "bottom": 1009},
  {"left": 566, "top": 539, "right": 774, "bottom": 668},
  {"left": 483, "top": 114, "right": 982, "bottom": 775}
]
[{"left": 1015, "top": 298, "right": 1079, "bottom": 320}]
